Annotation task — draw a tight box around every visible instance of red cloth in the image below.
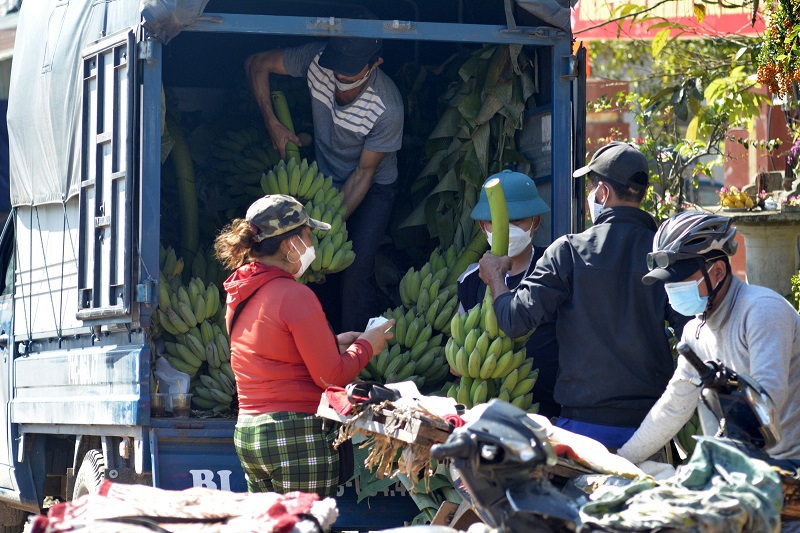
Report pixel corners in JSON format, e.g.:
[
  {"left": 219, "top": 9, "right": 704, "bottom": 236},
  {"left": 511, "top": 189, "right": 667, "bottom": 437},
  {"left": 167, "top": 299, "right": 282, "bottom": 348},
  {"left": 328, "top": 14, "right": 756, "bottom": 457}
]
[
  {"left": 444, "top": 414, "right": 466, "bottom": 428},
  {"left": 223, "top": 263, "right": 372, "bottom": 414},
  {"left": 325, "top": 386, "right": 369, "bottom": 416},
  {"left": 31, "top": 481, "right": 327, "bottom": 532}
]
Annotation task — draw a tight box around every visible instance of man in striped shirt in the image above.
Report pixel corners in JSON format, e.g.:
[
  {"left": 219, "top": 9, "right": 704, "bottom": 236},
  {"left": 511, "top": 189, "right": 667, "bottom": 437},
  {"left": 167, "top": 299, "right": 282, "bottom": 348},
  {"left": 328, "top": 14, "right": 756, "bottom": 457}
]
[{"left": 247, "top": 37, "right": 404, "bottom": 331}]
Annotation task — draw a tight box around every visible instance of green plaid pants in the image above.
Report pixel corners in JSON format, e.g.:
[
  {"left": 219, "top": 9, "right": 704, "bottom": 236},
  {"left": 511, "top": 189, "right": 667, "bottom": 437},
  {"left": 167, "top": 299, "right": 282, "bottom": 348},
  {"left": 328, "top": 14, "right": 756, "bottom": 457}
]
[{"left": 233, "top": 412, "right": 339, "bottom": 497}]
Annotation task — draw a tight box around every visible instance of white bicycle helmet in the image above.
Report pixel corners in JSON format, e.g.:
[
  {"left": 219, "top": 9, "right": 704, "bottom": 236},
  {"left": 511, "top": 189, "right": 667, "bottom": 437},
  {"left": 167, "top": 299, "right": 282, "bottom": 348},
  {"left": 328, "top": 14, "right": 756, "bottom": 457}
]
[{"left": 643, "top": 211, "right": 737, "bottom": 286}]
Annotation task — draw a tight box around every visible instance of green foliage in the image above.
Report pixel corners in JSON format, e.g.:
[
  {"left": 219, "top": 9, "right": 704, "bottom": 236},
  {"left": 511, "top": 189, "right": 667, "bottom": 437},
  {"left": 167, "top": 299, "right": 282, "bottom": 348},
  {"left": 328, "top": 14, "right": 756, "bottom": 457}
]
[
  {"left": 399, "top": 44, "right": 537, "bottom": 247},
  {"left": 757, "top": 0, "right": 800, "bottom": 97},
  {"left": 790, "top": 270, "right": 800, "bottom": 311},
  {"left": 588, "top": 32, "right": 771, "bottom": 221}
]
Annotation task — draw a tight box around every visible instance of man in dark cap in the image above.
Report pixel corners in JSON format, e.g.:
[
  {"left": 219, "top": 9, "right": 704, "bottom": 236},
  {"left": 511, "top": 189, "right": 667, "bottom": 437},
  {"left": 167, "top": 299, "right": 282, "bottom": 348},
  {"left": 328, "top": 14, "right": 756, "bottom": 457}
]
[
  {"left": 478, "top": 141, "right": 689, "bottom": 449},
  {"left": 246, "top": 37, "right": 403, "bottom": 331}
]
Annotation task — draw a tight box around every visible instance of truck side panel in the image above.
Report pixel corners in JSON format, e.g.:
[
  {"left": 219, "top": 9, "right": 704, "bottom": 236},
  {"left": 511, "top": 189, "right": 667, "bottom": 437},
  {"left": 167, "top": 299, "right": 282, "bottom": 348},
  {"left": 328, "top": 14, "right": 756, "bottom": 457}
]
[
  {"left": 12, "top": 341, "right": 146, "bottom": 427},
  {"left": 13, "top": 204, "right": 81, "bottom": 340}
]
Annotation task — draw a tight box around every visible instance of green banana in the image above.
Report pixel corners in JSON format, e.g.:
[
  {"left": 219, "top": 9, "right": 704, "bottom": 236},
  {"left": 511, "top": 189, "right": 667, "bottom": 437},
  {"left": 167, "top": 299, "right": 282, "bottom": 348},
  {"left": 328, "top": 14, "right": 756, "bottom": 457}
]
[
  {"left": 450, "top": 312, "right": 466, "bottom": 347},
  {"left": 467, "top": 347, "right": 482, "bottom": 378},
  {"left": 464, "top": 304, "right": 482, "bottom": 332}
]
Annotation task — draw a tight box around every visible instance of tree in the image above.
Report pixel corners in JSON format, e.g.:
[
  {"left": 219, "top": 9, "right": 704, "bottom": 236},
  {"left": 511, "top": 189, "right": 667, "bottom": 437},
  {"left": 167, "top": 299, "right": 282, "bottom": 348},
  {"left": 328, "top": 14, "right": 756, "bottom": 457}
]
[
  {"left": 757, "top": 0, "right": 800, "bottom": 98},
  {"left": 581, "top": 2, "right": 777, "bottom": 221}
]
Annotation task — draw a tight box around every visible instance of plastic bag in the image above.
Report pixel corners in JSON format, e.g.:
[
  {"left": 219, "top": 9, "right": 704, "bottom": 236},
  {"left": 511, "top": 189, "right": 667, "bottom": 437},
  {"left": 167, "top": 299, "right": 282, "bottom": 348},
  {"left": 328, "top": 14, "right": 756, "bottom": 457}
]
[{"left": 154, "top": 356, "right": 191, "bottom": 411}]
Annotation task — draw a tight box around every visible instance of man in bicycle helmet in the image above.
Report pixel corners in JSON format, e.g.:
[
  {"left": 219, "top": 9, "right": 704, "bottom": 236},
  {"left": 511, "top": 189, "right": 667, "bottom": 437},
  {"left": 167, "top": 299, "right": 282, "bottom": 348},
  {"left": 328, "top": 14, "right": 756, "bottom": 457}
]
[{"left": 618, "top": 211, "right": 800, "bottom": 466}]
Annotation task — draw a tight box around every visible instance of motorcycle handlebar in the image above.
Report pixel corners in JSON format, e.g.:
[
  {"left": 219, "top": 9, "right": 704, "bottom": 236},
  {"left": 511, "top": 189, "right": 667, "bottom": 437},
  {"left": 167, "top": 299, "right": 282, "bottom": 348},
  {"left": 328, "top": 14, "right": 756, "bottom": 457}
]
[
  {"left": 676, "top": 341, "right": 714, "bottom": 381},
  {"left": 430, "top": 434, "right": 472, "bottom": 461}
]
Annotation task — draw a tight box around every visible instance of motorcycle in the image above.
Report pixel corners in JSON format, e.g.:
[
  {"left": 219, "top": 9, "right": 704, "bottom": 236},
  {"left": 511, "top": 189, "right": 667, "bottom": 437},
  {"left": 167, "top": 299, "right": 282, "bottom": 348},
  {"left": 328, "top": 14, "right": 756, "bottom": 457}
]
[
  {"left": 675, "top": 341, "right": 781, "bottom": 453},
  {"left": 428, "top": 399, "right": 581, "bottom": 532},
  {"left": 675, "top": 342, "right": 800, "bottom": 522}
]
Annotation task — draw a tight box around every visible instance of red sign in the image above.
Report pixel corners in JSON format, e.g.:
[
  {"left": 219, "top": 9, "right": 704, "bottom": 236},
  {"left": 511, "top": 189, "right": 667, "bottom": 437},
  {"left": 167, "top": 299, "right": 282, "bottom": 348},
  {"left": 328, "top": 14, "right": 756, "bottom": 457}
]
[{"left": 572, "top": 0, "right": 765, "bottom": 40}]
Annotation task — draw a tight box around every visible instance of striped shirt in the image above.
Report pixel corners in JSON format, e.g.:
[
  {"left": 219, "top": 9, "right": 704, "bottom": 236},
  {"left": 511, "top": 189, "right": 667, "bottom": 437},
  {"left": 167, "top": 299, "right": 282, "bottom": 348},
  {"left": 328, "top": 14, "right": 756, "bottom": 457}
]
[{"left": 283, "top": 42, "right": 403, "bottom": 187}]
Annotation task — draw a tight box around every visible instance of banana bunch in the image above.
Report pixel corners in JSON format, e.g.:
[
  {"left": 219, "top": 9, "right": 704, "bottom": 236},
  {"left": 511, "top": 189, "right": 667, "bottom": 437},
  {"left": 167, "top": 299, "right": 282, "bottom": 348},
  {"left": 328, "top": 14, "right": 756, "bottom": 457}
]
[
  {"left": 157, "top": 276, "right": 224, "bottom": 373},
  {"left": 191, "top": 361, "right": 237, "bottom": 411},
  {"left": 398, "top": 246, "right": 457, "bottom": 309},
  {"left": 444, "top": 300, "right": 537, "bottom": 411},
  {"left": 207, "top": 126, "right": 282, "bottom": 215},
  {"left": 444, "top": 358, "right": 538, "bottom": 410},
  {"left": 260, "top": 158, "right": 355, "bottom": 283},
  {"left": 190, "top": 246, "right": 226, "bottom": 292},
  {"left": 359, "top": 304, "right": 453, "bottom": 389}
]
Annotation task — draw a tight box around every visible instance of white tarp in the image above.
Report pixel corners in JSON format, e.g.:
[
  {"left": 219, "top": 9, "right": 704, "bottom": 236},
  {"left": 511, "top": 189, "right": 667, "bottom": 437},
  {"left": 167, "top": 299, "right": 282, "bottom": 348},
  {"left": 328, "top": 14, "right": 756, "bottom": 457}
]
[{"left": 7, "top": 0, "right": 208, "bottom": 208}]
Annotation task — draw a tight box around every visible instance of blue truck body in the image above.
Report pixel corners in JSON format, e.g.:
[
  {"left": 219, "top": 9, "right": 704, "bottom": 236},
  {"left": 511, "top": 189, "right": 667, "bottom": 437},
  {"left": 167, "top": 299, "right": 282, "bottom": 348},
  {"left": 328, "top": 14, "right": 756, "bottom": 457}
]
[{"left": 0, "top": 1, "right": 582, "bottom": 530}]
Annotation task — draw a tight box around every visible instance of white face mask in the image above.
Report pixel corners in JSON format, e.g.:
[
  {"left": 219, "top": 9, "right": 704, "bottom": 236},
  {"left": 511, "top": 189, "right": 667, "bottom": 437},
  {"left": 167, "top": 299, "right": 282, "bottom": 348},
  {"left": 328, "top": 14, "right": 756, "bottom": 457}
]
[
  {"left": 486, "top": 223, "right": 534, "bottom": 257},
  {"left": 290, "top": 238, "right": 316, "bottom": 279},
  {"left": 587, "top": 184, "right": 608, "bottom": 223},
  {"left": 334, "top": 69, "right": 372, "bottom": 91}
]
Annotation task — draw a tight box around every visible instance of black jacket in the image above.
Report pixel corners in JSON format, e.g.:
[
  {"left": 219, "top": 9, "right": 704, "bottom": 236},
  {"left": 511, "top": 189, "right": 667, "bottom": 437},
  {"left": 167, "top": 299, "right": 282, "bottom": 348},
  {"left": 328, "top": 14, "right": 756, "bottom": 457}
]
[{"left": 494, "top": 207, "right": 689, "bottom": 427}]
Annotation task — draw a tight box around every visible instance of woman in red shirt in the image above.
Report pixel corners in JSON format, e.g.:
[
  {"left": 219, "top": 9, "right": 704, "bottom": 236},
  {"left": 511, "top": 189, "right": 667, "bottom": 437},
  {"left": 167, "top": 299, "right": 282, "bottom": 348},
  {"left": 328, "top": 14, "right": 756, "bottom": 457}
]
[{"left": 215, "top": 194, "right": 393, "bottom": 496}]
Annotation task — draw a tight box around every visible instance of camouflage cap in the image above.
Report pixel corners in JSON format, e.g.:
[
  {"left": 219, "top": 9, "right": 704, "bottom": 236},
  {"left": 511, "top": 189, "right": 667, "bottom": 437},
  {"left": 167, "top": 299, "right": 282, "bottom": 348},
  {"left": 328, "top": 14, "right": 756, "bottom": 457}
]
[{"left": 246, "top": 194, "right": 330, "bottom": 241}]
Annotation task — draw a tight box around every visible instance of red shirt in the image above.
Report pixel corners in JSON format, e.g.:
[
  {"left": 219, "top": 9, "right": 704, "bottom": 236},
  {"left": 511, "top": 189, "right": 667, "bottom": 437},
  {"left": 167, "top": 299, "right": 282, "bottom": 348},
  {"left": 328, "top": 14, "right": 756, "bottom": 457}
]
[{"left": 223, "top": 263, "right": 372, "bottom": 414}]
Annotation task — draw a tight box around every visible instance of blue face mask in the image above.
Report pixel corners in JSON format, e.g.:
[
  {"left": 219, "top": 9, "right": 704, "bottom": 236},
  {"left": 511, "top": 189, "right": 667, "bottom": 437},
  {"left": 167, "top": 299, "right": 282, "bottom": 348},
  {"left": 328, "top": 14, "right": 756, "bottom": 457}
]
[{"left": 664, "top": 278, "right": 708, "bottom": 316}]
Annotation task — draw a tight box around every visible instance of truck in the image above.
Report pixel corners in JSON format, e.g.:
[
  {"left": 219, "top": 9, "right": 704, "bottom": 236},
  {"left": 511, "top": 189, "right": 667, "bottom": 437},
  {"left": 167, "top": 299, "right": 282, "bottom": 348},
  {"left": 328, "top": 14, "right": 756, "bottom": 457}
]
[{"left": 0, "top": 1, "right": 583, "bottom": 531}]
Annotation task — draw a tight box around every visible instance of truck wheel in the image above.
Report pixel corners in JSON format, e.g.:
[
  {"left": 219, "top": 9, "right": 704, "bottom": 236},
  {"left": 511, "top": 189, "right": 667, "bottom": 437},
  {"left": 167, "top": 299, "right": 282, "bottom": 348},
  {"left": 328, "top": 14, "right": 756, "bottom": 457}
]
[
  {"left": 72, "top": 450, "right": 106, "bottom": 500},
  {"left": 0, "top": 502, "right": 28, "bottom": 532}
]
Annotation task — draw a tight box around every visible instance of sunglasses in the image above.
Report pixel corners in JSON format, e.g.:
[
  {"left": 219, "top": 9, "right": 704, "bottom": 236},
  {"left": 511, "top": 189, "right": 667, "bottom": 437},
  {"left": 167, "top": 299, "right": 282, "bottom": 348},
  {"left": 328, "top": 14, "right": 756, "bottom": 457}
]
[{"left": 646, "top": 251, "right": 704, "bottom": 271}]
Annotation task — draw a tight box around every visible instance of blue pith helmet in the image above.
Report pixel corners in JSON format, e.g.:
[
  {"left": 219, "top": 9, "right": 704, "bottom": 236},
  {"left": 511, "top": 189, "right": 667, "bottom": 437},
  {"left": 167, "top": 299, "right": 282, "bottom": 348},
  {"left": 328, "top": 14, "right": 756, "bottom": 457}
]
[{"left": 470, "top": 170, "right": 550, "bottom": 221}]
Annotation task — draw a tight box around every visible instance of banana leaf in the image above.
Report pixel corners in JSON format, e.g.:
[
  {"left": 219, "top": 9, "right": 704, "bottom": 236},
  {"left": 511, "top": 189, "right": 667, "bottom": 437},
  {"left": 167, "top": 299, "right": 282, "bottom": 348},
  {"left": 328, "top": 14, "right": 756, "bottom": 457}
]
[
  {"left": 459, "top": 141, "right": 484, "bottom": 188},
  {"left": 472, "top": 122, "right": 491, "bottom": 175},
  {"left": 400, "top": 169, "right": 459, "bottom": 229},
  {"left": 476, "top": 93, "right": 505, "bottom": 125}
]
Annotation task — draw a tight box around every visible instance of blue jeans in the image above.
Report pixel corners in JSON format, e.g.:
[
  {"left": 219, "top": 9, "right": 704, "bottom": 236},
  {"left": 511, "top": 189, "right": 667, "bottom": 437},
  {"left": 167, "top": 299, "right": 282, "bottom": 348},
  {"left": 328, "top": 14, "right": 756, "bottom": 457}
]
[
  {"left": 556, "top": 417, "right": 638, "bottom": 450},
  {"left": 313, "top": 182, "right": 397, "bottom": 332},
  {"left": 340, "top": 181, "right": 396, "bottom": 331}
]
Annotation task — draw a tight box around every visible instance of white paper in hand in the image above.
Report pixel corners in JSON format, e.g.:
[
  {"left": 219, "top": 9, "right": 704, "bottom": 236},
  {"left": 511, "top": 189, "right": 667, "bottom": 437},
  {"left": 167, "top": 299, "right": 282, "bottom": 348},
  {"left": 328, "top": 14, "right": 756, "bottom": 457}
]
[{"left": 366, "top": 316, "right": 390, "bottom": 331}]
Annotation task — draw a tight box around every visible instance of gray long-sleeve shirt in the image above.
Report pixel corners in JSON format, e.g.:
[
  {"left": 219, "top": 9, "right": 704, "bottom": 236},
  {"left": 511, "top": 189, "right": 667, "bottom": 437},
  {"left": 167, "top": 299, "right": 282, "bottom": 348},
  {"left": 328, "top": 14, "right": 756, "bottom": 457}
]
[{"left": 618, "top": 275, "right": 800, "bottom": 463}]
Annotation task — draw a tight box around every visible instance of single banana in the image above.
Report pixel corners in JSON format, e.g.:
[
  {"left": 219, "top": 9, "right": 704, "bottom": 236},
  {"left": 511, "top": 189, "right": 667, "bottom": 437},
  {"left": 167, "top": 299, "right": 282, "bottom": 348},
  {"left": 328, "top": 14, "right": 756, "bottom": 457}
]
[
  {"left": 491, "top": 350, "right": 515, "bottom": 379},
  {"left": 414, "top": 323, "right": 432, "bottom": 349},
  {"left": 174, "top": 343, "right": 203, "bottom": 368},
  {"left": 484, "top": 302, "right": 499, "bottom": 338},
  {"left": 454, "top": 346, "right": 468, "bottom": 376},
  {"left": 501, "top": 369, "right": 520, "bottom": 395},
  {"left": 166, "top": 308, "right": 191, "bottom": 333},
  {"left": 205, "top": 283, "right": 220, "bottom": 320},
  {"left": 158, "top": 309, "right": 180, "bottom": 335},
  {"left": 276, "top": 165, "right": 289, "bottom": 193},
  {"left": 177, "top": 301, "right": 198, "bottom": 329},
  {"left": 404, "top": 318, "right": 421, "bottom": 348},
  {"left": 184, "top": 331, "right": 207, "bottom": 363},
  {"left": 479, "top": 353, "right": 497, "bottom": 380},
  {"left": 464, "top": 304, "right": 482, "bottom": 332},
  {"left": 221, "top": 362, "right": 236, "bottom": 385},
  {"left": 450, "top": 313, "right": 466, "bottom": 347},
  {"left": 288, "top": 165, "right": 301, "bottom": 196},
  {"left": 463, "top": 329, "right": 479, "bottom": 356},
  {"left": 206, "top": 341, "right": 221, "bottom": 369},
  {"left": 472, "top": 380, "right": 488, "bottom": 405},
  {"left": 467, "top": 347, "right": 482, "bottom": 378}
]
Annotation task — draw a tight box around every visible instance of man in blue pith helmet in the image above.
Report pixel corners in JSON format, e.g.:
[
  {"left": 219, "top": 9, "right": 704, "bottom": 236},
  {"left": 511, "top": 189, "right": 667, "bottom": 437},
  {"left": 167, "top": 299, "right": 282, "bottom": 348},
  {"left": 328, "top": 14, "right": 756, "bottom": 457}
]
[
  {"left": 478, "top": 142, "right": 690, "bottom": 450},
  {"left": 457, "top": 169, "right": 560, "bottom": 418}
]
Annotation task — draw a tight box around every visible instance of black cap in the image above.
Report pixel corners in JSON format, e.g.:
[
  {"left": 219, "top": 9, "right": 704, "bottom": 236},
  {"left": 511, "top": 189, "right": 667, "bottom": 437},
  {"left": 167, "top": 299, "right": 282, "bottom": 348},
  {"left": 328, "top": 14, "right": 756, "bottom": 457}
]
[
  {"left": 642, "top": 252, "right": 727, "bottom": 285},
  {"left": 573, "top": 141, "right": 649, "bottom": 188},
  {"left": 319, "top": 37, "right": 382, "bottom": 76},
  {"left": 642, "top": 258, "right": 702, "bottom": 285}
]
